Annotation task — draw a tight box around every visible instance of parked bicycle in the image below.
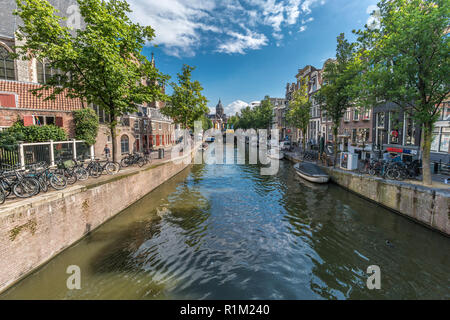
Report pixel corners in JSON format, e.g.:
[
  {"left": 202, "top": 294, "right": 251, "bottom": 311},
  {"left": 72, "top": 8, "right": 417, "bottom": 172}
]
[
  {"left": 0, "top": 166, "right": 40, "bottom": 198},
  {"left": 84, "top": 158, "right": 120, "bottom": 178},
  {"left": 120, "top": 153, "right": 150, "bottom": 168}
]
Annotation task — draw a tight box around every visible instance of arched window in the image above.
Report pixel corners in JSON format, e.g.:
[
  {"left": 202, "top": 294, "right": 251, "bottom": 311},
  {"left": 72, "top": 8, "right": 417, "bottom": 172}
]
[
  {"left": 37, "top": 59, "right": 61, "bottom": 84},
  {"left": 120, "top": 135, "right": 129, "bottom": 154},
  {"left": 0, "top": 46, "right": 15, "bottom": 80}
]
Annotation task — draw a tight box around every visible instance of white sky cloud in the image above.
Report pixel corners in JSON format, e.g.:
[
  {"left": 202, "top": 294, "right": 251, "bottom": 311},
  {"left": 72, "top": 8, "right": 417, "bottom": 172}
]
[
  {"left": 127, "top": 0, "right": 326, "bottom": 57},
  {"left": 366, "top": 4, "right": 381, "bottom": 30},
  {"left": 225, "top": 100, "right": 250, "bottom": 115}
]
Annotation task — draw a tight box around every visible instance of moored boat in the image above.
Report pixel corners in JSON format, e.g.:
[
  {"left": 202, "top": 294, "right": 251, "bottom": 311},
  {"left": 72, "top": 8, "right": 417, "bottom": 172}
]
[
  {"left": 268, "top": 147, "right": 284, "bottom": 160},
  {"left": 293, "top": 162, "right": 329, "bottom": 184}
]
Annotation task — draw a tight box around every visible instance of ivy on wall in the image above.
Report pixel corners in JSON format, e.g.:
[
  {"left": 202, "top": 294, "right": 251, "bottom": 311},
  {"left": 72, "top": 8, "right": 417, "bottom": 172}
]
[{"left": 73, "top": 108, "right": 99, "bottom": 146}]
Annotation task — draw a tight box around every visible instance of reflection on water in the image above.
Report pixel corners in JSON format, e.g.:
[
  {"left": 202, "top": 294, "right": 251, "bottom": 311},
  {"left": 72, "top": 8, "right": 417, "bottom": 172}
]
[{"left": 2, "top": 152, "right": 450, "bottom": 300}]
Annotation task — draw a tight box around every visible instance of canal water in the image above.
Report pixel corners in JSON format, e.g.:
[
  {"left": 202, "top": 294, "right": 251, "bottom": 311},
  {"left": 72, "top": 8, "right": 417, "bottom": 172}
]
[{"left": 2, "top": 151, "right": 449, "bottom": 299}]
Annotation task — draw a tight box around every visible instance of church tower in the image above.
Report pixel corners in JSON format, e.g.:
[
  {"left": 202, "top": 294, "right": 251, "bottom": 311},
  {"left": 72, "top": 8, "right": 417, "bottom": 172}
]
[{"left": 216, "top": 99, "right": 224, "bottom": 118}]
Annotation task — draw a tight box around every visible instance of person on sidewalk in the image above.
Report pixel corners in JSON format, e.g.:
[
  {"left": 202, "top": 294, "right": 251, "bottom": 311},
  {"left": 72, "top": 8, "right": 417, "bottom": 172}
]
[
  {"left": 103, "top": 144, "right": 111, "bottom": 159},
  {"left": 319, "top": 134, "right": 325, "bottom": 161}
]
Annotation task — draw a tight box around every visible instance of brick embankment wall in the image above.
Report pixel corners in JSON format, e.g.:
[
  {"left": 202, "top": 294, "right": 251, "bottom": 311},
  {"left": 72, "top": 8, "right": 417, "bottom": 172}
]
[
  {"left": 0, "top": 147, "right": 197, "bottom": 293},
  {"left": 284, "top": 153, "right": 450, "bottom": 236}
]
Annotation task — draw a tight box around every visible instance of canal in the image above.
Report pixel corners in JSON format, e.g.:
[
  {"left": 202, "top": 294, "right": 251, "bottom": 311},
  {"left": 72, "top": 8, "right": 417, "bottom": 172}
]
[{"left": 1, "top": 153, "right": 449, "bottom": 299}]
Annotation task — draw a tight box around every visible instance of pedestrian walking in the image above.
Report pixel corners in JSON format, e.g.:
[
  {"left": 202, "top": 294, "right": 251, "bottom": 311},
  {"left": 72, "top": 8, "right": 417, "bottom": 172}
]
[{"left": 103, "top": 144, "right": 111, "bottom": 159}]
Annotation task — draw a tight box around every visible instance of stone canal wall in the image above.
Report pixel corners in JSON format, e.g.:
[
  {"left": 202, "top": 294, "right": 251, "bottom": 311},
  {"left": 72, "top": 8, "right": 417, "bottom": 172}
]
[
  {"left": 285, "top": 153, "right": 450, "bottom": 236},
  {"left": 0, "top": 149, "right": 196, "bottom": 293},
  {"left": 322, "top": 167, "right": 450, "bottom": 236}
]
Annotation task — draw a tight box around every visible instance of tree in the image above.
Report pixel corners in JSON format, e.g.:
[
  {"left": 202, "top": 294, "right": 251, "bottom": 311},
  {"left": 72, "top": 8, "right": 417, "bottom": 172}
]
[
  {"left": 354, "top": 0, "right": 450, "bottom": 185},
  {"left": 232, "top": 99, "right": 273, "bottom": 130},
  {"left": 73, "top": 108, "right": 99, "bottom": 146},
  {"left": 316, "top": 33, "right": 357, "bottom": 166},
  {"left": 161, "top": 65, "right": 208, "bottom": 130},
  {"left": 200, "top": 114, "right": 213, "bottom": 131},
  {"left": 286, "top": 77, "right": 311, "bottom": 150},
  {"left": 227, "top": 113, "right": 240, "bottom": 129},
  {"left": 14, "top": 0, "right": 168, "bottom": 161},
  {"left": 256, "top": 97, "right": 274, "bottom": 130}
]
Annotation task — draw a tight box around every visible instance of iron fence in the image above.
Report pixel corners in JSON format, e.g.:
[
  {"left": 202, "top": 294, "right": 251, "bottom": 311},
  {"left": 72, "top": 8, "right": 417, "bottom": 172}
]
[{"left": 0, "top": 140, "right": 94, "bottom": 170}]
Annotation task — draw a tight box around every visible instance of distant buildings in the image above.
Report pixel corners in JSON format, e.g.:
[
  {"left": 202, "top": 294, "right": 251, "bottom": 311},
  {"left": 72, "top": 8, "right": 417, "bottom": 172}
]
[
  {"left": 208, "top": 99, "right": 228, "bottom": 130},
  {"left": 276, "top": 59, "right": 449, "bottom": 164}
]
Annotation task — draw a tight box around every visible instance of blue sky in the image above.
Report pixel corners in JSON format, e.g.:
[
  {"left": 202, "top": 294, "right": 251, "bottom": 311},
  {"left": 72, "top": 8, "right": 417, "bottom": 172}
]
[{"left": 129, "top": 0, "right": 379, "bottom": 115}]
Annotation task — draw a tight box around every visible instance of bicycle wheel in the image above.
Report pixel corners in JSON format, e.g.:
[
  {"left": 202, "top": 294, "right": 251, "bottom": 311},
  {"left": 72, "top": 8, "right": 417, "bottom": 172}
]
[
  {"left": 0, "top": 188, "right": 5, "bottom": 204},
  {"left": 105, "top": 162, "right": 120, "bottom": 175},
  {"left": 65, "top": 171, "right": 77, "bottom": 185},
  {"left": 368, "top": 168, "right": 377, "bottom": 176},
  {"left": 120, "top": 158, "right": 130, "bottom": 168},
  {"left": 89, "top": 165, "right": 102, "bottom": 178},
  {"left": 0, "top": 180, "right": 11, "bottom": 197},
  {"left": 50, "top": 173, "right": 67, "bottom": 190},
  {"left": 74, "top": 167, "right": 89, "bottom": 181},
  {"left": 38, "top": 176, "right": 48, "bottom": 193},
  {"left": 137, "top": 157, "right": 145, "bottom": 167},
  {"left": 13, "top": 178, "right": 40, "bottom": 198},
  {"left": 386, "top": 168, "right": 399, "bottom": 180}
]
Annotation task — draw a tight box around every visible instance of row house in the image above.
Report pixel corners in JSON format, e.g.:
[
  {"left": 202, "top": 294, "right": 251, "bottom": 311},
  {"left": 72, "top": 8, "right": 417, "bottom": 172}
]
[
  {"left": 372, "top": 101, "right": 449, "bottom": 163},
  {"left": 0, "top": 34, "right": 83, "bottom": 134},
  {"left": 269, "top": 97, "right": 288, "bottom": 141},
  {"left": 282, "top": 82, "right": 299, "bottom": 142},
  {"left": 338, "top": 106, "right": 373, "bottom": 159},
  {"left": 0, "top": 1, "right": 173, "bottom": 161}
]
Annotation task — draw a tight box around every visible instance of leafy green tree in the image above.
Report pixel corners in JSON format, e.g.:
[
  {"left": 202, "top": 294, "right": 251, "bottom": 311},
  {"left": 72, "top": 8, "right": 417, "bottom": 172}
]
[
  {"left": 73, "top": 108, "right": 99, "bottom": 146},
  {"left": 286, "top": 78, "right": 311, "bottom": 150},
  {"left": 256, "top": 97, "right": 274, "bottom": 130},
  {"left": 161, "top": 65, "right": 209, "bottom": 132},
  {"left": 14, "top": 0, "right": 168, "bottom": 161},
  {"left": 200, "top": 114, "right": 213, "bottom": 131},
  {"left": 316, "top": 33, "right": 357, "bottom": 166},
  {"left": 354, "top": 0, "right": 450, "bottom": 185},
  {"left": 227, "top": 113, "right": 240, "bottom": 129},
  {"left": 232, "top": 98, "right": 273, "bottom": 130}
]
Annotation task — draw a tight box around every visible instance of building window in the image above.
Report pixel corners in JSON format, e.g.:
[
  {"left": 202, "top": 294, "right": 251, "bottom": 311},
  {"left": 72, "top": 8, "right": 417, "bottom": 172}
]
[
  {"left": 353, "top": 108, "right": 359, "bottom": 121},
  {"left": 120, "top": 135, "right": 129, "bottom": 154},
  {"left": 439, "top": 102, "right": 450, "bottom": 121},
  {"left": 432, "top": 127, "right": 450, "bottom": 153},
  {"left": 358, "top": 128, "right": 370, "bottom": 144},
  {"left": 159, "top": 123, "right": 162, "bottom": 130},
  {"left": 362, "top": 109, "right": 371, "bottom": 120},
  {"left": 37, "top": 60, "right": 61, "bottom": 84},
  {"left": 404, "top": 114, "right": 416, "bottom": 146},
  {"left": 33, "top": 115, "right": 55, "bottom": 126},
  {"left": 440, "top": 128, "right": 450, "bottom": 153},
  {"left": 389, "top": 112, "right": 402, "bottom": 144},
  {"left": 0, "top": 46, "right": 15, "bottom": 80},
  {"left": 377, "top": 112, "right": 385, "bottom": 127},
  {"left": 344, "top": 109, "right": 351, "bottom": 121},
  {"left": 351, "top": 129, "right": 357, "bottom": 144}
]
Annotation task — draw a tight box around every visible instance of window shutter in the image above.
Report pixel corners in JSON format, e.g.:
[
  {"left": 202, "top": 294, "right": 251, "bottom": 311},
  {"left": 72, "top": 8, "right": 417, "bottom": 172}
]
[
  {"left": 55, "top": 116, "right": 63, "bottom": 127},
  {"left": 0, "top": 93, "right": 16, "bottom": 108},
  {"left": 23, "top": 115, "right": 33, "bottom": 126}
]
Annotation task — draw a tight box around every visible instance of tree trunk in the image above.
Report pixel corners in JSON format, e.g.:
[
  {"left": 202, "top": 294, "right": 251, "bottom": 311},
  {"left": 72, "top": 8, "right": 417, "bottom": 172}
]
[
  {"left": 421, "top": 122, "right": 433, "bottom": 186},
  {"left": 333, "top": 126, "right": 338, "bottom": 168},
  {"left": 302, "top": 129, "right": 306, "bottom": 151},
  {"left": 110, "top": 125, "right": 117, "bottom": 163}
]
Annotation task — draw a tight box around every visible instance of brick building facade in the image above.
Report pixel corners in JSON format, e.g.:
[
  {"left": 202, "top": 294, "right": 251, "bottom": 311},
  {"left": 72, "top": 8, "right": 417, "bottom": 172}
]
[{"left": 0, "top": 1, "right": 174, "bottom": 161}]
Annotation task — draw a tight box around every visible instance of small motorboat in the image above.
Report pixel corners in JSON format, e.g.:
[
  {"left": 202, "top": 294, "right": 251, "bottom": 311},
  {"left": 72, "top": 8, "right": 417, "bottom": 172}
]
[
  {"left": 268, "top": 147, "right": 284, "bottom": 160},
  {"left": 294, "top": 162, "right": 329, "bottom": 184}
]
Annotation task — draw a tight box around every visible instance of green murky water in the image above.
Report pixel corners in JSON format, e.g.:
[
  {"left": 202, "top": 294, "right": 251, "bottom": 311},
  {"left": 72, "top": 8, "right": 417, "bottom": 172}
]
[{"left": 2, "top": 151, "right": 449, "bottom": 299}]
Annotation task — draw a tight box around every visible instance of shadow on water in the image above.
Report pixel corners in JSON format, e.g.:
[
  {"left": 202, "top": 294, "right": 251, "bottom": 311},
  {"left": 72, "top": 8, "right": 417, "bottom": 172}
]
[{"left": 1, "top": 150, "right": 449, "bottom": 300}]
